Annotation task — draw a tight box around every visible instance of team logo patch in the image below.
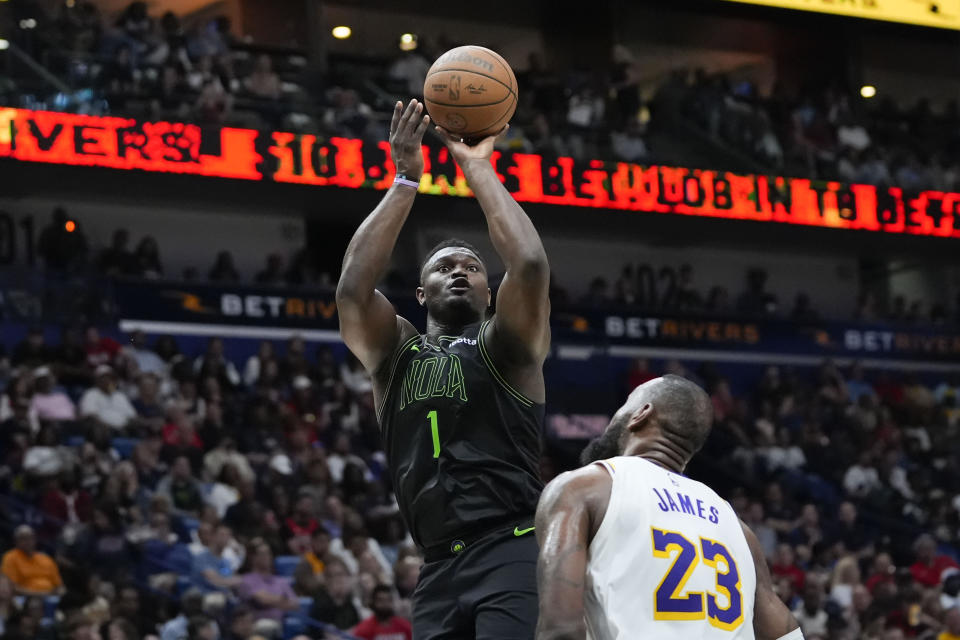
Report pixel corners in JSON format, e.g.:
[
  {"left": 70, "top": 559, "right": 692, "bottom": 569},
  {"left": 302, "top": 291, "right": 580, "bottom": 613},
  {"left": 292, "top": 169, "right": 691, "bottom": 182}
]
[{"left": 450, "top": 540, "right": 466, "bottom": 554}]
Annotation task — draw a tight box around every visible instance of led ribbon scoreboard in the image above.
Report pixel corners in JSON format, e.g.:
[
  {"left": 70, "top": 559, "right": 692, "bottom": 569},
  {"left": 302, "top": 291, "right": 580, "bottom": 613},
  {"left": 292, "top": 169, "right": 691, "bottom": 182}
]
[
  {"left": 1, "top": 107, "right": 959, "bottom": 239},
  {"left": 718, "top": 0, "right": 960, "bottom": 30}
]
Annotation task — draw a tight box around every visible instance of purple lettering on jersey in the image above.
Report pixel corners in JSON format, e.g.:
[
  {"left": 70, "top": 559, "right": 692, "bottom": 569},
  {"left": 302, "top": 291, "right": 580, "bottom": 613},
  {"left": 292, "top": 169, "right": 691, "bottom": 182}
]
[
  {"left": 677, "top": 492, "right": 696, "bottom": 516},
  {"left": 665, "top": 489, "right": 680, "bottom": 513},
  {"left": 696, "top": 498, "right": 706, "bottom": 519},
  {"left": 652, "top": 488, "right": 670, "bottom": 512},
  {"left": 709, "top": 506, "right": 720, "bottom": 524}
]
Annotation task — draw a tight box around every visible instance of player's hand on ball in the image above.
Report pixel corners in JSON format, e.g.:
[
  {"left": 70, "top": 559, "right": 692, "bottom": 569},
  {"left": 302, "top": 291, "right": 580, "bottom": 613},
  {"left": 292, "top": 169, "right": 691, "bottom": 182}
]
[
  {"left": 390, "top": 99, "right": 430, "bottom": 179},
  {"left": 434, "top": 124, "right": 508, "bottom": 168}
]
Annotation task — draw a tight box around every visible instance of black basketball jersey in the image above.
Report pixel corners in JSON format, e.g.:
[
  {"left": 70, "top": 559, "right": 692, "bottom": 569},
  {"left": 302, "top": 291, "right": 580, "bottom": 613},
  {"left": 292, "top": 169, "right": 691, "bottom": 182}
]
[{"left": 376, "top": 319, "right": 544, "bottom": 550}]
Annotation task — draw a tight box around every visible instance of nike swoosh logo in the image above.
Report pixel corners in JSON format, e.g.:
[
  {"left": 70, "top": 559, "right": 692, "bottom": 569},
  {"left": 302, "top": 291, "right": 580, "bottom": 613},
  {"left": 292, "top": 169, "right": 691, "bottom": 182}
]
[
  {"left": 514, "top": 526, "right": 535, "bottom": 537},
  {"left": 411, "top": 345, "right": 420, "bottom": 352}
]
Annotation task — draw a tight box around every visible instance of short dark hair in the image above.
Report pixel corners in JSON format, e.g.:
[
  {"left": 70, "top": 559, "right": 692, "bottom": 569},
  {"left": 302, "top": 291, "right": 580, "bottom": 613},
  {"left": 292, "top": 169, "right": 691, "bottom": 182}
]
[
  {"left": 419, "top": 238, "right": 486, "bottom": 282},
  {"left": 312, "top": 525, "right": 332, "bottom": 539},
  {"left": 649, "top": 374, "right": 713, "bottom": 455},
  {"left": 372, "top": 584, "right": 393, "bottom": 599}
]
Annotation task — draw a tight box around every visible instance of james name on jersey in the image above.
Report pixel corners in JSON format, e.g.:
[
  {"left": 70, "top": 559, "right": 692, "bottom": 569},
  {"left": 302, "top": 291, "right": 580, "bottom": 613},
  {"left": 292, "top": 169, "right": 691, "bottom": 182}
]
[{"left": 652, "top": 485, "right": 721, "bottom": 524}]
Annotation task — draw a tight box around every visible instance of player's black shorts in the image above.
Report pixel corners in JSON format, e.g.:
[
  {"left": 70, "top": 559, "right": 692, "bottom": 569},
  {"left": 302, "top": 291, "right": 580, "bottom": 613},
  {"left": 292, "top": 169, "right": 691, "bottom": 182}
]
[{"left": 412, "top": 522, "right": 538, "bottom": 640}]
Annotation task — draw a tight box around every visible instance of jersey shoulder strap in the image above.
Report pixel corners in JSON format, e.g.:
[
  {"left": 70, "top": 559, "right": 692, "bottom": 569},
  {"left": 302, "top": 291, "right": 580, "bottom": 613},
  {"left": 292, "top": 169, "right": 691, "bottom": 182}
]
[
  {"left": 477, "top": 318, "right": 535, "bottom": 408},
  {"left": 588, "top": 457, "right": 633, "bottom": 556}
]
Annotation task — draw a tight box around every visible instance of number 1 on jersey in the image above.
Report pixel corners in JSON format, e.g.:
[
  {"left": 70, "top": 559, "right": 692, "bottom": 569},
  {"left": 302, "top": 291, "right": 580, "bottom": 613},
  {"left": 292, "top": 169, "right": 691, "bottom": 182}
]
[{"left": 427, "top": 410, "right": 440, "bottom": 458}]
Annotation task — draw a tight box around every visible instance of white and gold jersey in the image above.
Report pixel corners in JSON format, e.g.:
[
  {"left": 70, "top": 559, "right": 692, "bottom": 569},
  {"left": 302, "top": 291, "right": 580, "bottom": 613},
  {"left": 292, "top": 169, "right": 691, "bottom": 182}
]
[{"left": 584, "top": 456, "right": 756, "bottom": 640}]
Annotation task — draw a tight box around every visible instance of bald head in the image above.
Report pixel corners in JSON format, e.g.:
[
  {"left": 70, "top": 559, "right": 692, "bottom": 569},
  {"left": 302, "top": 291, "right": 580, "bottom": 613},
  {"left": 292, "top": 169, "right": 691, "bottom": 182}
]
[
  {"left": 14, "top": 525, "right": 36, "bottom": 554},
  {"left": 581, "top": 375, "right": 713, "bottom": 471}
]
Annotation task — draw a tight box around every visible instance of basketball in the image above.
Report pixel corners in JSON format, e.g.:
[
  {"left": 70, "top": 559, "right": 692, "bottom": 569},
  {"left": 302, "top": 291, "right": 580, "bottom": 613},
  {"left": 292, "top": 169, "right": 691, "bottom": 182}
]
[{"left": 423, "top": 45, "right": 518, "bottom": 141}]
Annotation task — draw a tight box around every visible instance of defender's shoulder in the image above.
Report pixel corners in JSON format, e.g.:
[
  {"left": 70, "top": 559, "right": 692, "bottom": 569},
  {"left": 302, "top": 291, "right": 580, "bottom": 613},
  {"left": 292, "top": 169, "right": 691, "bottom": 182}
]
[{"left": 539, "top": 464, "right": 613, "bottom": 514}]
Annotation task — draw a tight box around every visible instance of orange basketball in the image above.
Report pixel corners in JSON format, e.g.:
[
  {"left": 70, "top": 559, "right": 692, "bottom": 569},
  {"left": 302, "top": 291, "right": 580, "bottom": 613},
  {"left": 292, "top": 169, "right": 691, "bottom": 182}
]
[{"left": 423, "top": 45, "right": 518, "bottom": 141}]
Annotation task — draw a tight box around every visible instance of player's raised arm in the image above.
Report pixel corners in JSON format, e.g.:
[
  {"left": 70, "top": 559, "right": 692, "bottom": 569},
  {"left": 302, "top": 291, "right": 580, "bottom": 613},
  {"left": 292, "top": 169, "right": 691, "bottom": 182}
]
[
  {"left": 336, "top": 100, "right": 429, "bottom": 372},
  {"left": 740, "top": 520, "right": 805, "bottom": 640},
  {"left": 435, "top": 126, "right": 551, "bottom": 376},
  {"left": 534, "top": 466, "right": 612, "bottom": 640}
]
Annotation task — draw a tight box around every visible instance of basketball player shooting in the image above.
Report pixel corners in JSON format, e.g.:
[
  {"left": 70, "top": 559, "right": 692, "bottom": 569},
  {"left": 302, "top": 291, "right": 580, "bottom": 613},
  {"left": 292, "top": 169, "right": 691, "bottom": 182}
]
[
  {"left": 534, "top": 375, "right": 803, "bottom": 640},
  {"left": 336, "top": 99, "right": 550, "bottom": 639}
]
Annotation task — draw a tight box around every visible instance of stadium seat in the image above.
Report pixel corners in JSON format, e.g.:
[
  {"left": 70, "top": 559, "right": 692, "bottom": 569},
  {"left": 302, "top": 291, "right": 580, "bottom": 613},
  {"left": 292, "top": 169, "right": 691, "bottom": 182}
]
[
  {"left": 111, "top": 437, "right": 139, "bottom": 459},
  {"left": 283, "top": 616, "right": 306, "bottom": 639},
  {"left": 298, "top": 596, "right": 313, "bottom": 616},
  {"left": 274, "top": 555, "right": 301, "bottom": 577},
  {"left": 180, "top": 516, "right": 199, "bottom": 533},
  {"left": 43, "top": 595, "right": 60, "bottom": 619},
  {"left": 166, "top": 544, "right": 194, "bottom": 575},
  {"left": 175, "top": 575, "right": 193, "bottom": 596}
]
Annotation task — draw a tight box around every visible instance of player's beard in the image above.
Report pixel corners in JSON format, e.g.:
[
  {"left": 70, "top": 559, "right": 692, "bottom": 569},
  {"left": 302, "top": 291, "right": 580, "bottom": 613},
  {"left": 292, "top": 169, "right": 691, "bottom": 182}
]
[
  {"left": 580, "top": 418, "right": 626, "bottom": 465},
  {"left": 428, "top": 294, "right": 484, "bottom": 328}
]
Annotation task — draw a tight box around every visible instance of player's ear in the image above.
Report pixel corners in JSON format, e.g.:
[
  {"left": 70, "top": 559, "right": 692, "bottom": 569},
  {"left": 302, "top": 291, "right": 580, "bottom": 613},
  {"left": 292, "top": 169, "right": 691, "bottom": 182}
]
[
  {"left": 627, "top": 403, "right": 653, "bottom": 432},
  {"left": 486, "top": 288, "right": 492, "bottom": 307},
  {"left": 416, "top": 286, "right": 426, "bottom": 306}
]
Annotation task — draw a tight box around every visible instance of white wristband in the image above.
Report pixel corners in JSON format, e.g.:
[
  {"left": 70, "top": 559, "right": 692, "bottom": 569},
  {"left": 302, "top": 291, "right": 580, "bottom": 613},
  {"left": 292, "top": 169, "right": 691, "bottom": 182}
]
[
  {"left": 394, "top": 175, "right": 420, "bottom": 189},
  {"left": 776, "top": 629, "right": 804, "bottom": 640}
]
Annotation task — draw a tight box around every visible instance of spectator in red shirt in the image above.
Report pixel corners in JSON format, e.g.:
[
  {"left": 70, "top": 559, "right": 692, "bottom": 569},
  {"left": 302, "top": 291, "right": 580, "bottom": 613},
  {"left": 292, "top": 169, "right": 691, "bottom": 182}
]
[
  {"left": 910, "top": 534, "right": 959, "bottom": 587},
  {"left": 38, "top": 473, "right": 92, "bottom": 536},
  {"left": 352, "top": 585, "right": 412, "bottom": 640},
  {"left": 771, "top": 543, "right": 806, "bottom": 592},
  {"left": 875, "top": 371, "right": 904, "bottom": 408},
  {"left": 865, "top": 552, "right": 896, "bottom": 593},
  {"left": 161, "top": 408, "right": 204, "bottom": 466},
  {"left": 283, "top": 494, "right": 320, "bottom": 554},
  {"left": 83, "top": 326, "right": 121, "bottom": 369}
]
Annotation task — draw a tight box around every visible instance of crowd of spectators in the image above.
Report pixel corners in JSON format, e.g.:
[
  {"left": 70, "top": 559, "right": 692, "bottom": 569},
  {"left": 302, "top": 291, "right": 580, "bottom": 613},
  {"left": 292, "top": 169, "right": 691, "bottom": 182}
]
[
  {"left": 622, "top": 356, "right": 960, "bottom": 640},
  {"left": 11, "top": 1, "right": 960, "bottom": 193},
  {"left": 19, "top": 0, "right": 304, "bottom": 130},
  {"left": 674, "top": 69, "right": 960, "bottom": 191},
  {"left": 0, "top": 325, "right": 415, "bottom": 640},
  {"left": 1, "top": 318, "right": 960, "bottom": 639},
  {"left": 23, "top": 205, "right": 960, "bottom": 327},
  {"left": 567, "top": 262, "right": 958, "bottom": 326}
]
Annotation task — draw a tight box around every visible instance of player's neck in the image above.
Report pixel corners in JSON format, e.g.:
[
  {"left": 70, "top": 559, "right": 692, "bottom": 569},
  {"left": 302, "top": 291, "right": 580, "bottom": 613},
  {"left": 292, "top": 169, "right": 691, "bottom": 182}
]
[
  {"left": 625, "top": 443, "right": 686, "bottom": 474},
  {"left": 638, "top": 454, "right": 683, "bottom": 473},
  {"left": 425, "top": 314, "right": 478, "bottom": 340}
]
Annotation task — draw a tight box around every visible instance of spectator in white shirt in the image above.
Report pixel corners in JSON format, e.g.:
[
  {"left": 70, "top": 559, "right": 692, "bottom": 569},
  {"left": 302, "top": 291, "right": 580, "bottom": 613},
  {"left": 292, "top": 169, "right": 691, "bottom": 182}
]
[
  {"left": 935, "top": 375, "right": 960, "bottom": 405},
  {"left": 759, "top": 428, "right": 806, "bottom": 473},
  {"left": 843, "top": 451, "right": 882, "bottom": 498},
  {"left": 193, "top": 338, "right": 240, "bottom": 388},
  {"left": 326, "top": 432, "right": 369, "bottom": 485},
  {"left": 836, "top": 117, "right": 871, "bottom": 152},
  {"left": 30, "top": 367, "right": 76, "bottom": 423},
  {"left": 243, "top": 341, "right": 275, "bottom": 388},
  {"left": 793, "top": 582, "right": 829, "bottom": 638},
  {"left": 23, "top": 424, "right": 74, "bottom": 477},
  {"left": 340, "top": 352, "right": 372, "bottom": 396},
  {"left": 80, "top": 365, "right": 137, "bottom": 432},
  {"left": 611, "top": 120, "right": 648, "bottom": 162},
  {"left": 123, "top": 331, "right": 167, "bottom": 378},
  {"left": 205, "top": 463, "right": 241, "bottom": 519},
  {"left": 387, "top": 49, "right": 431, "bottom": 96},
  {"left": 204, "top": 436, "right": 255, "bottom": 484}
]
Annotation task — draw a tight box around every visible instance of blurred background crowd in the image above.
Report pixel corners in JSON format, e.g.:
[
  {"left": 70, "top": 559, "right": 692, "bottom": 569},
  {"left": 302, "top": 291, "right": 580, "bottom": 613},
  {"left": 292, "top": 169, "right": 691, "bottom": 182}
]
[
  {"left": 1, "top": 0, "right": 960, "bottom": 639},
  {"left": 5, "top": 0, "right": 960, "bottom": 191},
  {"left": 2, "top": 323, "right": 960, "bottom": 639},
  {"left": 18, "top": 207, "right": 960, "bottom": 327}
]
